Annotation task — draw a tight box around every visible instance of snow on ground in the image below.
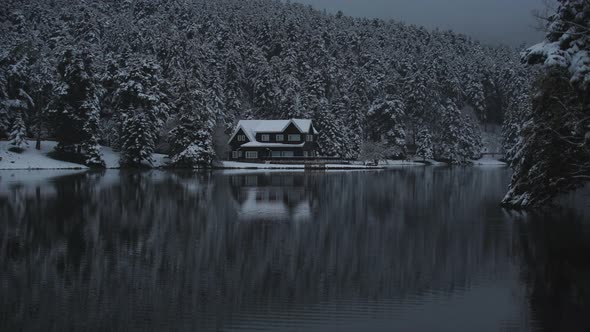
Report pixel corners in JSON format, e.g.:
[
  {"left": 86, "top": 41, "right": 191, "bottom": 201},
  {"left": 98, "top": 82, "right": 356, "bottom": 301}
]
[
  {"left": 472, "top": 157, "right": 507, "bottom": 166},
  {"left": 100, "top": 145, "right": 169, "bottom": 168},
  {"left": 0, "top": 140, "right": 88, "bottom": 170},
  {"left": 0, "top": 140, "right": 169, "bottom": 169}
]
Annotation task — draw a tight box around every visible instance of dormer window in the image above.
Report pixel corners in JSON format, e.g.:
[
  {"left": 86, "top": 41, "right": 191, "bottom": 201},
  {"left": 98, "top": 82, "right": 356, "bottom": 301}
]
[
  {"left": 276, "top": 134, "right": 284, "bottom": 141},
  {"left": 306, "top": 134, "right": 314, "bottom": 142},
  {"left": 288, "top": 134, "right": 301, "bottom": 142},
  {"left": 237, "top": 135, "right": 246, "bottom": 142},
  {"left": 261, "top": 134, "right": 270, "bottom": 142}
]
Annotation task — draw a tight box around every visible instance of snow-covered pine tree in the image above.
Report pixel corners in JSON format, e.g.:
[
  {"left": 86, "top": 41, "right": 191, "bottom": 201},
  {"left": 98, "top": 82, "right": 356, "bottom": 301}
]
[
  {"left": 120, "top": 112, "right": 155, "bottom": 167},
  {"left": 367, "top": 95, "right": 407, "bottom": 157},
  {"left": 1, "top": 53, "right": 31, "bottom": 140},
  {"left": 522, "top": 0, "right": 590, "bottom": 90},
  {"left": 47, "top": 49, "right": 104, "bottom": 166},
  {"left": 170, "top": 128, "right": 216, "bottom": 168},
  {"left": 346, "top": 76, "right": 369, "bottom": 159},
  {"left": 314, "top": 98, "right": 347, "bottom": 158},
  {"left": 502, "top": 69, "right": 589, "bottom": 208},
  {"left": 503, "top": 0, "right": 589, "bottom": 208},
  {"left": 114, "top": 57, "right": 169, "bottom": 167},
  {"left": 502, "top": 74, "right": 533, "bottom": 162},
  {"left": 415, "top": 126, "right": 434, "bottom": 161},
  {"left": 435, "top": 99, "right": 481, "bottom": 163},
  {"left": 0, "top": 58, "right": 8, "bottom": 138},
  {"left": 168, "top": 83, "right": 216, "bottom": 167},
  {"left": 8, "top": 110, "right": 28, "bottom": 152}
]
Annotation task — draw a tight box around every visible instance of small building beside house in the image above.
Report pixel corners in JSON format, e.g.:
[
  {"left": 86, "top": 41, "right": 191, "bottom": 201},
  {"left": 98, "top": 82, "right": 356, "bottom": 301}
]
[{"left": 228, "top": 119, "right": 319, "bottom": 161}]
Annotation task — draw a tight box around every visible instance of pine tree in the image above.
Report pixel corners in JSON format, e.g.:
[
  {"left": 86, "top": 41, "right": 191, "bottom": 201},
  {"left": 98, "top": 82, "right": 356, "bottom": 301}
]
[
  {"left": 503, "top": 69, "right": 589, "bottom": 208},
  {"left": 114, "top": 57, "right": 169, "bottom": 167},
  {"left": 8, "top": 110, "right": 28, "bottom": 152},
  {"left": 435, "top": 99, "right": 481, "bottom": 163},
  {"left": 120, "top": 112, "right": 155, "bottom": 167},
  {"left": 367, "top": 95, "right": 407, "bottom": 157},
  {"left": 168, "top": 83, "right": 216, "bottom": 167},
  {"left": 504, "top": 0, "right": 590, "bottom": 208},
  {"left": 315, "top": 98, "right": 347, "bottom": 157},
  {"left": 415, "top": 126, "right": 434, "bottom": 161},
  {"left": 47, "top": 49, "right": 104, "bottom": 166}
]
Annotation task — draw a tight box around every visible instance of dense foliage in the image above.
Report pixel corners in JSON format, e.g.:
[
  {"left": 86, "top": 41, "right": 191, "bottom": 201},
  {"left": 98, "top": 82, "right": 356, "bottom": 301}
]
[
  {"left": 504, "top": 0, "right": 590, "bottom": 208},
  {"left": 0, "top": 0, "right": 529, "bottom": 166}
]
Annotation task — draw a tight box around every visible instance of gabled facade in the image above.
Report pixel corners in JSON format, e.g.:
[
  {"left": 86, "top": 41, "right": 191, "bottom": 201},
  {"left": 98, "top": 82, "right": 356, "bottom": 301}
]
[{"left": 228, "top": 119, "right": 319, "bottom": 160}]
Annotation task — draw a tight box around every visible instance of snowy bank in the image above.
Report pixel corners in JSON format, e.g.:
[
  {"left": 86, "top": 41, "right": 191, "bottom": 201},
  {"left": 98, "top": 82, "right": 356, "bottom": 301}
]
[
  {"left": 1, "top": 140, "right": 88, "bottom": 170},
  {"left": 0, "top": 140, "right": 169, "bottom": 170},
  {"left": 471, "top": 157, "right": 507, "bottom": 167}
]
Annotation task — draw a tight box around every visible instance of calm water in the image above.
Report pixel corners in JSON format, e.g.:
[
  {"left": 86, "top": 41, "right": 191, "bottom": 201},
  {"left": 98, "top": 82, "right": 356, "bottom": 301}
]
[{"left": 1, "top": 168, "right": 589, "bottom": 331}]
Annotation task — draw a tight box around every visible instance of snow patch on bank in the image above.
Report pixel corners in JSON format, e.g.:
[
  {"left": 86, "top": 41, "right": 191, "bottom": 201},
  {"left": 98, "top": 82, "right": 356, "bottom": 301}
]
[
  {"left": 472, "top": 157, "right": 507, "bottom": 166},
  {"left": 100, "top": 145, "right": 169, "bottom": 169},
  {"left": 0, "top": 140, "right": 169, "bottom": 169},
  {"left": 0, "top": 140, "right": 88, "bottom": 170}
]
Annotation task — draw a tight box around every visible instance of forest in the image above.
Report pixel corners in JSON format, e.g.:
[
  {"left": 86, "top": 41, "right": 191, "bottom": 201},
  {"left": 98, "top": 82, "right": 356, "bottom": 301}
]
[{"left": 0, "top": 0, "right": 530, "bottom": 167}]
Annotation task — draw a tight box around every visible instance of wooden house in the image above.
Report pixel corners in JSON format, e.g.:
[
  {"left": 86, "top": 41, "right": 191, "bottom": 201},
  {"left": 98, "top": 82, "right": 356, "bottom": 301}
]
[{"left": 227, "top": 119, "right": 319, "bottom": 160}]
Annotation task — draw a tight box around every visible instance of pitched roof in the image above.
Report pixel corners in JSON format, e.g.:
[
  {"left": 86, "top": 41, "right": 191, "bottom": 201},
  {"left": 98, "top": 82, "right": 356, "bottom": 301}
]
[{"left": 228, "top": 119, "right": 317, "bottom": 143}]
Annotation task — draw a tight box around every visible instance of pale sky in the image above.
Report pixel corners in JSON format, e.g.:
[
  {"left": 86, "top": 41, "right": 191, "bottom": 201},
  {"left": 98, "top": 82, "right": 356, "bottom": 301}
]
[{"left": 292, "top": 0, "right": 548, "bottom": 46}]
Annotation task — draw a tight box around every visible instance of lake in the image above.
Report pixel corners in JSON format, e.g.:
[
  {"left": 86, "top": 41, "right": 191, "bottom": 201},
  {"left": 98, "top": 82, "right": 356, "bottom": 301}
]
[{"left": 1, "top": 168, "right": 589, "bottom": 331}]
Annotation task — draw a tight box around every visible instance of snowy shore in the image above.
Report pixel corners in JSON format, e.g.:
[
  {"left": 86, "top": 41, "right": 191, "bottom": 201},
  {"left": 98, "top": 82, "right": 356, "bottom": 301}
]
[
  {"left": 1, "top": 140, "right": 506, "bottom": 170},
  {"left": 0, "top": 140, "right": 168, "bottom": 170}
]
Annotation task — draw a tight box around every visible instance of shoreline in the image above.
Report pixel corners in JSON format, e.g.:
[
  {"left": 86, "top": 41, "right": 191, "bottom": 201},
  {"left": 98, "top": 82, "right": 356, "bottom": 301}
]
[{"left": 1, "top": 140, "right": 507, "bottom": 171}]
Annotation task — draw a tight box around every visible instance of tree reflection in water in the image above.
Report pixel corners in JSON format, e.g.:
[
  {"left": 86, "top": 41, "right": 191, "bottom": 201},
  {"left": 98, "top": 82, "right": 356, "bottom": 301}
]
[{"left": 0, "top": 169, "right": 588, "bottom": 331}]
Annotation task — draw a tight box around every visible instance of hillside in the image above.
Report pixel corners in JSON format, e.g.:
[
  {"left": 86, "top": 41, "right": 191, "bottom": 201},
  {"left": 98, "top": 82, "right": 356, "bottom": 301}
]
[{"left": 0, "top": 0, "right": 530, "bottom": 166}]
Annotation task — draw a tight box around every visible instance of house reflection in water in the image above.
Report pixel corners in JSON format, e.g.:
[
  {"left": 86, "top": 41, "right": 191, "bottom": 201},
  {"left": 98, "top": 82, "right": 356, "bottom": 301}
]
[{"left": 228, "top": 173, "right": 313, "bottom": 222}]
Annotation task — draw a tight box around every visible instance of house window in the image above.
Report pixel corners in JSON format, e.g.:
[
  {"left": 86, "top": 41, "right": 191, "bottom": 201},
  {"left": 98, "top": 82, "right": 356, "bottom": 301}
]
[
  {"left": 261, "top": 134, "right": 270, "bottom": 142},
  {"left": 245, "top": 151, "right": 258, "bottom": 159},
  {"left": 272, "top": 151, "right": 282, "bottom": 158},
  {"left": 232, "top": 151, "right": 239, "bottom": 159},
  {"left": 288, "top": 134, "right": 301, "bottom": 142},
  {"left": 276, "top": 134, "right": 284, "bottom": 141},
  {"left": 304, "top": 151, "right": 309, "bottom": 157},
  {"left": 306, "top": 135, "right": 314, "bottom": 142},
  {"left": 237, "top": 135, "right": 246, "bottom": 142},
  {"left": 281, "top": 151, "right": 294, "bottom": 157}
]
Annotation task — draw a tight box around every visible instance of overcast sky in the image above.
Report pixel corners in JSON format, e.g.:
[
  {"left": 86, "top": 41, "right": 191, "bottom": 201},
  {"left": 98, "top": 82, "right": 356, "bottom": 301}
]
[{"left": 292, "top": 0, "right": 547, "bottom": 46}]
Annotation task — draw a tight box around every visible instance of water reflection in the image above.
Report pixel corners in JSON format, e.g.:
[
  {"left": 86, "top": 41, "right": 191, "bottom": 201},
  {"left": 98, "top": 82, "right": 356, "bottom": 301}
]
[
  {"left": 0, "top": 169, "right": 589, "bottom": 331},
  {"left": 228, "top": 173, "right": 313, "bottom": 222}
]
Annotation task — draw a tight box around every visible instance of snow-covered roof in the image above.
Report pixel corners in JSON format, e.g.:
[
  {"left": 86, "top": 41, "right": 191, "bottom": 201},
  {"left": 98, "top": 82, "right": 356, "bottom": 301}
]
[{"left": 228, "top": 119, "right": 317, "bottom": 144}]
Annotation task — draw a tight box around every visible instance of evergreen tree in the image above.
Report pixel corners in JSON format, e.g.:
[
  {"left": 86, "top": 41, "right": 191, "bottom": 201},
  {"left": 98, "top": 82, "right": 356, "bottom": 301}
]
[
  {"left": 169, "top": 84, "right": 216, "bottom": 167},
  {"left": 47, "top": 49, "right": 104, "bottom": 166},
  {"left": 504, "top": 0, "right": 590, "bottom": 207},
  {"left": 120, "top": 112, "right": 156, "bottom": 167},
  {"left": 415, "top": 126, "right": 434, "bottom": 161},
  {"left": 114, "top": 57, "right": 169, "bottom": 167},
  {"left": 8, "top": 110, "right": 28, "bottom": 152},
  {"left": 435, "top": 100, "right": 481, "bottom": 163},
  {"left": 367, "top": 95, "right": 407, "bottom": 157},
  {"left": 315, "top": 98, "right": 346, "bottom": 157}
]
